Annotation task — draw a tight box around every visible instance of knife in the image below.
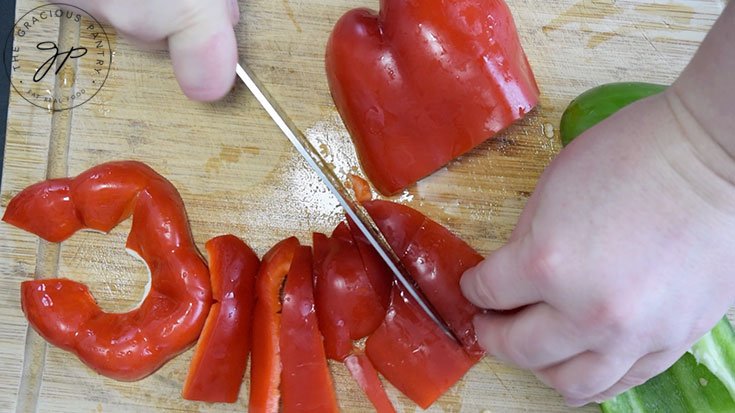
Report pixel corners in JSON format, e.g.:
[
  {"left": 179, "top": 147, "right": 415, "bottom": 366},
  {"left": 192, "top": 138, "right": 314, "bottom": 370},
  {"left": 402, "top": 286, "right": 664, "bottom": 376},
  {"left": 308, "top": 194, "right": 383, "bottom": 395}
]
[{"left": 235, "top": 63, "right": 459, "bottom": 344}]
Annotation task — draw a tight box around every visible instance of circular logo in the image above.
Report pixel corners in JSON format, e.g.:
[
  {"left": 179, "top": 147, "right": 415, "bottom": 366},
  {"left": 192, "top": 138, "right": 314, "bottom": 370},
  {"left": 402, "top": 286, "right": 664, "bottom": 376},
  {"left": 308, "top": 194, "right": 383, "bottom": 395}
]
[{"left": 3, "top": 3, "right": 112, "bottom": 111}]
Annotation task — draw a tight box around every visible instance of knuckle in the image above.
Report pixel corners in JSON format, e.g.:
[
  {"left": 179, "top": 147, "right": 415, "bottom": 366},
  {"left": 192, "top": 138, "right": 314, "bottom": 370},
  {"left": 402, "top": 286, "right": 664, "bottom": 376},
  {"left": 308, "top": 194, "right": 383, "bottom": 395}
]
[
  {"left": 589, "top": 298, "right": 633, "bottom": 337},
  {"left": 526, "top": 241, "right": 565, "bottom": 288}
]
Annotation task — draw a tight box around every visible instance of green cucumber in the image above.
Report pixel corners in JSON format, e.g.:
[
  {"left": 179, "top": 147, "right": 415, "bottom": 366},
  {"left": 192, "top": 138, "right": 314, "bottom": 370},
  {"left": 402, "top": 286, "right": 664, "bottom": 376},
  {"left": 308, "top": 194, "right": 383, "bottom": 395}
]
[{"left": 559, "top": 82, "right": 666, "bottom": 147}]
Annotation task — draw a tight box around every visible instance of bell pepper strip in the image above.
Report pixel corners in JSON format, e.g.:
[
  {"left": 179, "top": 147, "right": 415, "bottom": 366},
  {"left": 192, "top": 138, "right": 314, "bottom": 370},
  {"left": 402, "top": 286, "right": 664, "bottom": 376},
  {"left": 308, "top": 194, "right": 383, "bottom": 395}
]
[
  {"left": 344, "top": 352, "right": 397, "bottom": 413},
  {"left": 182, "top": 235, "right": 260, "bottom": 402},
  {"left": 560, "top": 85, "right": 735, "bottom": 412},
  {"left": 249, "top": 237, "right": 299, "bottom": 412},
  {"left": 280, "top": 246, "right": 339, "bottom": 413},
  {"left": 362, "top": 199, "right": 485, "bottom": 357},
  {"left": 313, "top": 222, "right": 389, "bottom": 361},
  {"left": 8, "top": 161, "right": 211, "bottom": 381},
  {"left": 559, "top": 82, "right": 667, "bottom": 146},
  {"left": 366, "top": 285, "right": 476, "bottom": 409},
  {"left": 326, "top": 0, "right": 540, "bottom": 194}
]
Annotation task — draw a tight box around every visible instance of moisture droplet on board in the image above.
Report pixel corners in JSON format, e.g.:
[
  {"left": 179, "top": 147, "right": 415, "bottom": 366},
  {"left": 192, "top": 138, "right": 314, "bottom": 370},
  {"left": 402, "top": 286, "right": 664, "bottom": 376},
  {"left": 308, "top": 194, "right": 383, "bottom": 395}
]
[{"left": 542, "top": 123, "right": 555, "bottom": 139}]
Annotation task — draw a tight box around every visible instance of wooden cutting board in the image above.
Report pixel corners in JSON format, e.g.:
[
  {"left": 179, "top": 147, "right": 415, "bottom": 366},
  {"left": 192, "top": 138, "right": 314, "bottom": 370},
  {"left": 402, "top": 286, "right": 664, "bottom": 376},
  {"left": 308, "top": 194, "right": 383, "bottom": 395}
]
[{"left": 1, "top": 0, "right": 731, "bottom": 411}]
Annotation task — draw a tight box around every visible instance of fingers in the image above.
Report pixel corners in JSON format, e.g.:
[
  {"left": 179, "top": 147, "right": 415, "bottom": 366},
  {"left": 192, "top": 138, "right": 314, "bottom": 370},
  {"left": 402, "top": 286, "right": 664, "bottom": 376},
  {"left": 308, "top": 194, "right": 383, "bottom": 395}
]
[
  {"left": 66, "top": 0, "right": 239, "bottom": 101},
  {"left": 167, "top": 0, "right": 238, "bottom": 101},
  {"left": 460, "top": 238, "right": 542, "bottom": 310},
  {"left": 474, "top": 303, "right": 589, "bottom": 369},
  {"left": 582, "top": 349, "right": 685, "bottom": 405},
  {"left": 536, "top": 351, "right": 637, "bottom": 407}
]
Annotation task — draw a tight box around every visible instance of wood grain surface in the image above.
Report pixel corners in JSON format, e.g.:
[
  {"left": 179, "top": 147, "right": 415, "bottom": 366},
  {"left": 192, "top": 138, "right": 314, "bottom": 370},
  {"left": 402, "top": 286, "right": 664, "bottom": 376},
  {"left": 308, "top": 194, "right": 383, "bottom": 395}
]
[{"left": 1, "top": 0, "right": 732, "bottom": 411}]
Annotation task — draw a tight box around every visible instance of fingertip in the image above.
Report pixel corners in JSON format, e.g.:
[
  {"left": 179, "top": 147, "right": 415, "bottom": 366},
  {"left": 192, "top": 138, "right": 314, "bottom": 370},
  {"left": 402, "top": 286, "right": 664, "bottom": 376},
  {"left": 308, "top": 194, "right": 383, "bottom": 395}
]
[
  {"left": 460, "top": 265, "right": 486, "bottom": 308},
  {"left": 169, "top": 26, "right": 238, "bottom": 102},
  {"left": 472, "top": 312, "right": 511, "bottom": 364}
]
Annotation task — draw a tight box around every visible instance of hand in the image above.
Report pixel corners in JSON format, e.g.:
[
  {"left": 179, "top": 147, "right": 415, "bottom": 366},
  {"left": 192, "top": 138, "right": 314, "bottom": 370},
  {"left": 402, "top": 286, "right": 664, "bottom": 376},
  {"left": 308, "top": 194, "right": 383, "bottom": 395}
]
[
  {"left": 460, "top": 89, "right": 735, "bottom": 406},
  {"left": 65, "top": 0, "right": 239, "bottom": 101}
]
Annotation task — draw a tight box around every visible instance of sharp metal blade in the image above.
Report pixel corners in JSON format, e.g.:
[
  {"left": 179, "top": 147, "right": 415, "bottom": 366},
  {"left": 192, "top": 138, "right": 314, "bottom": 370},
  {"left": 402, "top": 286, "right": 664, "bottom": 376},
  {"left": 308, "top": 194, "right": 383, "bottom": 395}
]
[{"left": 236, "top": 63, "right": 459, "bottom": 344}]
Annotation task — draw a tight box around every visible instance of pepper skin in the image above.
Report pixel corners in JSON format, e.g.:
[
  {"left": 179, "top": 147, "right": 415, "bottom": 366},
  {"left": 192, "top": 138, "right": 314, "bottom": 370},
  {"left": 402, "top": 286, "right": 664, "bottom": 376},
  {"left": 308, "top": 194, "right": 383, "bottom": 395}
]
[
  {"left": 248, "top": 237, "right": 299, "bottom": 412},
  {"left": 280, "top": 246, "right": 339, "bottom": 413},
  {"left": 326, "top": 0, "right": 540, "bottom": 194},
  {"left": 182, "top": 235, "right": 260, "bottom": 402},
  {"left": 6, "top": 161, "right": 211, "bottom": 381}
]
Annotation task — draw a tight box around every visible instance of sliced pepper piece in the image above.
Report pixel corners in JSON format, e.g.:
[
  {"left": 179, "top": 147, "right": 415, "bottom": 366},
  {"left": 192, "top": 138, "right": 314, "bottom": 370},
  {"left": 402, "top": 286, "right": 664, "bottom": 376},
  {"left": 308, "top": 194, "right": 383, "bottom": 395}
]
[
  {"left": 280, "top": 246, "right": 339, "bottom": 413},
  {"left": 363, "top": 199, "right": 485, "bottom": 357},
  {"left": 9, "top": 161, "right": 211, "bottom": 381},
  {"left": 366, "top": 285, "right": 476, "bottom": 409},
  {"left": 344, "top": 352, "right": 397, "bottom": 413},
  {"left": 182, "top": 235, "right": 260, "bottom": 402},
  {"left": 249, "top": 237, "right": 299, "bottom": 412},
  {"left": 326, "top": 0, "right": 539, "bottom": 194},
  {"left": 313, "top": 222, "right": 389, "bottom": 361}
]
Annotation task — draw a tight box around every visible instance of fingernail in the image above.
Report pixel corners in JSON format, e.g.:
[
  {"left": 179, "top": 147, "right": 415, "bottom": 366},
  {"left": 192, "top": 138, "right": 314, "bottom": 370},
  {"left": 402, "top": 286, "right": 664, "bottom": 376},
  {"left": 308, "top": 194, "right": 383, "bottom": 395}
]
[{"left": 229, "top": 0, "right": 240, "bottom": 25}]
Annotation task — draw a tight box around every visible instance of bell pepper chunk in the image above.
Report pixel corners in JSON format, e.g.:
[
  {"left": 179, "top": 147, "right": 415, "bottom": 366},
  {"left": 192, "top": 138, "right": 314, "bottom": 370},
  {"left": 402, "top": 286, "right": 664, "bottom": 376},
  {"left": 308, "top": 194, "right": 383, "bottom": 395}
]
[
  {"left": 8, "top": 161, "right": 211, "bottom": 381},
  {"left": 363, "top": 199, "right": 485, "bottom": 357},
  {"left": 313, "top": 222, "right": 389, "bottom": 361},
  {"left": 280, "top": 246, "right": 339, "bottom": 413},
  {"left": 366, "top": 286, "right": 476, "bottom": 409},
  {"left": 314, "top": 217, "right": 395, "bottom": 412},
  {"left": 249, "top": 237, "right": 299, "bottom": 412},
  {"left": 326, "top": 0, "right": 539, "bottom": 194},
  {"left": 344, "top": 352, "right": 397, "bottom": 413},
  {"left": 182, "top": 235, "right": 260, "bottom": 402}
]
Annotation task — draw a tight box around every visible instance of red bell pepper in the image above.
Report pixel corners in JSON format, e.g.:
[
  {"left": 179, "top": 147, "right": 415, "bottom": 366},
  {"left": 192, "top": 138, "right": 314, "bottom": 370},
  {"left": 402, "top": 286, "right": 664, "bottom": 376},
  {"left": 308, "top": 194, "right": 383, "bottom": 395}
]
[
  {"left": 313, "top": 222, "right": 389, "bottom": 361},
  {"left": 363, "top": 199, "right": 485, "bottom": 358},
  {"left": 366, "top": 285, "right": 476, "bottom": 409},
  {"left": 249, "top": 237, "right": 299, "bottom": 412},
  {"left": 313, "top": 220, "right": 396, "bottom": 412},
  {"left": 280, "top": 246, "right": 339, "bottom": 413},
  {"left": 182, "top": 235, "right": 260, "bottom": 402},
  {"left": 326, "top": 0, "right": 540, "bottom": 194},
  {"left": 5, "top": 161, "right": 211, "bottom": 381},
  {"left": 345, "top": 352, "right": 397, "bottom": 413}
]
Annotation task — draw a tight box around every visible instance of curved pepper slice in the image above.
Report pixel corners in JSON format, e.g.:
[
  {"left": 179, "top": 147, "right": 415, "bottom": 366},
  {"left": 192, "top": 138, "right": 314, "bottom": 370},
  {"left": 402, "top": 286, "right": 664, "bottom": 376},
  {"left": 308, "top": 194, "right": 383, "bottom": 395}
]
[
  {"left": 5, "top": 161, "right": 211, "bottom": 381},
  {"left": 313, "top": 222, "right": 389, "bottom": 361},
  {"left": 182, "top": 234, "right": 260, "bottom": 402},
  {"left": 249, "top": 237, "right": 299, "bottom": 412},
  {"left": 280, "top": 246, "right": 339, "bottom": 413},
  {"left": 314, "top": 216, "right": 395, "bottom": 412},
  {"left": 326, "top": 0, "right": 540, "bottom": 194},
  {"left": 366, "top": 286, "right": 476, "bottom": 409},
  {"left": 363, "top": 199, "right": 485, "bottom": 357}
]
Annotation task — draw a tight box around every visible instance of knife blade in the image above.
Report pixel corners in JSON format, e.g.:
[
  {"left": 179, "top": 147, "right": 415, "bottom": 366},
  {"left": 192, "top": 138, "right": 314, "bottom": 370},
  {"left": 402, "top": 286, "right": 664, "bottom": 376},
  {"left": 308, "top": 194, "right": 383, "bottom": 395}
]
[{"left": 235, "top": 63, "right": 459, "bottom": 344}]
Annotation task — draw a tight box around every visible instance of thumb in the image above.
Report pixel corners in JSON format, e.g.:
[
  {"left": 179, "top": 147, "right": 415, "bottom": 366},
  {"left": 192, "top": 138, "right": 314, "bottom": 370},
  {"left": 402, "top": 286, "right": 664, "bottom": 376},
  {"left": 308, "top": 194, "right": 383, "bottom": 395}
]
[
  {"left": 168, "top": 0, "right": 238, "bottom": 101},
  {"left": 460, "top": 238, "right": 541, "bottom": 310}
]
